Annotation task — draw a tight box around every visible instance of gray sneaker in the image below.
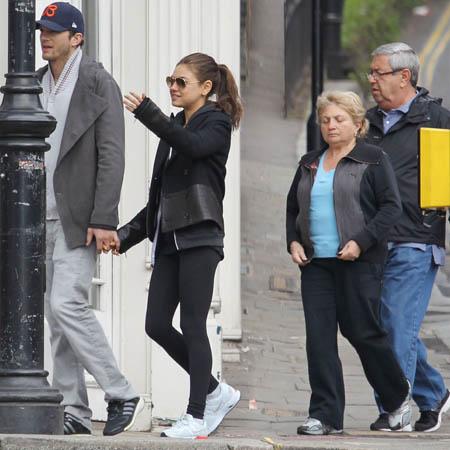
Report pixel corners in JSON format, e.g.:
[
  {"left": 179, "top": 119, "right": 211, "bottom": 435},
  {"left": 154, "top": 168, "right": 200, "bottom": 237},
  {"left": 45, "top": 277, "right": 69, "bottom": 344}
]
[
  {"left": 388, "top": 381, "right": 412, "bottom": 431},
  {"left": 297, "top": 417, "right": 343, "bottom": 435}
]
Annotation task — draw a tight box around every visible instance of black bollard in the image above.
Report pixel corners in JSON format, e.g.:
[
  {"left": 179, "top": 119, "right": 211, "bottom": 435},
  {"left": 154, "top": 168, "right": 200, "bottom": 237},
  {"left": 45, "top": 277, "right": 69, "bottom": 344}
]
[{"left": 0, "top": 0, "right": 63, "bottom": 434}]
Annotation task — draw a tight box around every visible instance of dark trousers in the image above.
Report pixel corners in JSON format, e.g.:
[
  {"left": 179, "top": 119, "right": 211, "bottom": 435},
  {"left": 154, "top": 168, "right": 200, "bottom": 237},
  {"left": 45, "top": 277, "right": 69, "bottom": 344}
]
[
  {"left": 145, "top": 247, "right": 221, "bottom": 419},
  {"left": 300, "top": 258, "right": 408, "bottom": 430}
]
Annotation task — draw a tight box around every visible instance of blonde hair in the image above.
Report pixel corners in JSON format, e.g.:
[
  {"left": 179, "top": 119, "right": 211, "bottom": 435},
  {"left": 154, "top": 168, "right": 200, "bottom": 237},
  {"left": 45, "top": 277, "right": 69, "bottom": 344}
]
[{"left": 316, "top": 91, "right": 369, "bottom": 138}]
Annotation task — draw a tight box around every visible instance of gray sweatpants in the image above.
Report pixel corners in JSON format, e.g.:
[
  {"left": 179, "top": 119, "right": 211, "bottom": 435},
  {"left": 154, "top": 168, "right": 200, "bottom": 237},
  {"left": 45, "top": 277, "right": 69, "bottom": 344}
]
[{"left": 45, "top": 220, "right": 137, "bottom": 430}]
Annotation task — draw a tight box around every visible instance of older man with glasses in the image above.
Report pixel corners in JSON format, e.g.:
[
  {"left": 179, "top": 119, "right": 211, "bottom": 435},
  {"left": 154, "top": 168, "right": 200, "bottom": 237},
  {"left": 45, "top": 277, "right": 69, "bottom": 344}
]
[{"left": 365, "top": 42, "right": 450, "bottom": 433}]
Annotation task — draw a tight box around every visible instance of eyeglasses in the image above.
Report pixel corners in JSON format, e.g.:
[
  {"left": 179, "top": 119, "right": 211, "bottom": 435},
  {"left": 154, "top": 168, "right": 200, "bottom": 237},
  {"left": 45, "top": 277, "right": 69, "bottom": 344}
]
[
  {"left": 366, "top": 68, "right": 403, "bottom": 81},
  {"left": 165, "top": 76, "right": 201, "bottom": 89}
]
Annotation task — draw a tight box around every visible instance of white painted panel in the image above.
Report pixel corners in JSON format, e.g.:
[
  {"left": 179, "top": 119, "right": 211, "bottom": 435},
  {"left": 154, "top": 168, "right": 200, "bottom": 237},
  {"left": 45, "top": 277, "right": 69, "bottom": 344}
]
[
  {"left": 151, "top": 309, "right": 222, "bottom": 419},
  {"left": 216, "top": 0, "right": 242, "bottom": 340},
  {"left": 111, "top": 0, "right": 153, "bottom": 429},
  {"left": 145, "top": 0, "right": 242, "bottom": 341}
]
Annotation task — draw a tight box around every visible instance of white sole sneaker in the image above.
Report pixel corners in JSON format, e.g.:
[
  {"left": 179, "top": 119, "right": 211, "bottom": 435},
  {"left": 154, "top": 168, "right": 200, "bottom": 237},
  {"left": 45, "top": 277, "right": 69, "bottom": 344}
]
[
  {"left": 160, "top": 414, "right": 208, "bottom": 439},
  {"left": 393, "top": 423, "right": 412, "bottom": 432},
  {"left": 206, "top": 387, "right": 241, "bottom": 434},
  {"left": 124, "top": 397, "right": 145, "bottom": 432},
  {"left": 421, "top": 390, "right": 450, "bottom": 432},
  {"left": 160, "top": 432, "right": 208, "bottom": 440}
]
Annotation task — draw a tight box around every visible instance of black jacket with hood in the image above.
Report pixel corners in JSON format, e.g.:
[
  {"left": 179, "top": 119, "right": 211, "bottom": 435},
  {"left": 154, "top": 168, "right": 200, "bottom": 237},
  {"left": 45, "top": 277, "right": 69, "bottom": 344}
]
[
  {"left": 365, "top": 87, "right": 450, "bottom": 247},
  {"left": 118, "top": 99, "right": 231, "bottom": 254},
  {"left": 286, "top": 141, "right": 402, "bottom": 263}
]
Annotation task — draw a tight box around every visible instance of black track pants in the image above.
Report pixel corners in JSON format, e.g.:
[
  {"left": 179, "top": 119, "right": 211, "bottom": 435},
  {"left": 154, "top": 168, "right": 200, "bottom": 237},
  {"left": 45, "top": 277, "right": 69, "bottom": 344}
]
[{"left": 300, "top": 258, "right": 409, "bottom": 430}]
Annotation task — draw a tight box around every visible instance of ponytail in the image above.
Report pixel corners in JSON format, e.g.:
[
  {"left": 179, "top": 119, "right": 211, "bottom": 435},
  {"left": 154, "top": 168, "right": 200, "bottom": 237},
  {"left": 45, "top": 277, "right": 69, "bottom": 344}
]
[
  {"left": 216, "top": 64, "right": 243, "bottom": 129},
  {"left": 177, "top": 52, "right": 243, "bottom": 129}
]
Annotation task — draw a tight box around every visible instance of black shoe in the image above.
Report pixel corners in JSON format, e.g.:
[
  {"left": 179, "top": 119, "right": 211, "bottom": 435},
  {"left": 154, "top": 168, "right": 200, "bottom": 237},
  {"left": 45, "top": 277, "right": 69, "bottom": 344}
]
[
  {"left": 415, "top": 389, "right": 450, "bottom": 432},
  {"left": 370, "top": 413, "right": 391, "bottom": 431},
  {"left": 64, "top": 412, "right": 91, "bottom": 435},
  {"left": 103, "top": 397, "right": 143, "bottom": 436}
]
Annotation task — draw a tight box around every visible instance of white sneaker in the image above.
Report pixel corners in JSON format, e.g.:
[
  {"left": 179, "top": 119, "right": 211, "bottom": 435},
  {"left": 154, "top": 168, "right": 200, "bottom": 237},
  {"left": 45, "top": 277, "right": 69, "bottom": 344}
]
[
  {"left": 388, "top": 381, "right": 412, "bottom": 431},
  {"left": 204, "top": 382, "right": 241, "bottom": 434},
  {"left": 160, "top": 414, "right": 208, "bottom": 439}
]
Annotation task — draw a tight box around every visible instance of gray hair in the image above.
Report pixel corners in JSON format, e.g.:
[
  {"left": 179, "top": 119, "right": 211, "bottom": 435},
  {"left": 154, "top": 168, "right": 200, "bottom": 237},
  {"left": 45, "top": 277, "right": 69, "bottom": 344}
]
[{"left": 372, "top": 42, "right": 420, "bottom": 87}]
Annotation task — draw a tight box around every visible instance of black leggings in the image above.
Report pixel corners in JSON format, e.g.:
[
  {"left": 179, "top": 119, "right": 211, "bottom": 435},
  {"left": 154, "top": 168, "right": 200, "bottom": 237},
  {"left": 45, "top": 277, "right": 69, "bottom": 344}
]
[{"left": 145, "top": 246, "right": 221, "bottom": 419}]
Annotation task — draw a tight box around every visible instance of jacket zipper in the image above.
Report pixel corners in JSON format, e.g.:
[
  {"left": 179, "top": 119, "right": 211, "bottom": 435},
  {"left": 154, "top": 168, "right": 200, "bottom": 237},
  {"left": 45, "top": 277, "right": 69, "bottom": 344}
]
[{"left": 173, "top": 231, "right": 180, "bottom": 251}]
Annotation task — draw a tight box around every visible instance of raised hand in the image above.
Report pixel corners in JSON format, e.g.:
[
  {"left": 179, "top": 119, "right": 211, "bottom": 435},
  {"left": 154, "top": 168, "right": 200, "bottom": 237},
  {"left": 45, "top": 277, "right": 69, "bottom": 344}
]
[{"left": 123, "top": 91, "right": 146, "bottom": 113}]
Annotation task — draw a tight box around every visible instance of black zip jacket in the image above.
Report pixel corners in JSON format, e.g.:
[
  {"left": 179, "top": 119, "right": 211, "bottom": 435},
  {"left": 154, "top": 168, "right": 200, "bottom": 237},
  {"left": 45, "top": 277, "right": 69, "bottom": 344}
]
[
  {"left": 118, "top": 100, "right": 232, "bottom": 253},
  {"left": 365, "top": 87, "right": 450, "bottom": 247},
  {"left": 286, "top": 141, "right": 402, "bottom": 263}
]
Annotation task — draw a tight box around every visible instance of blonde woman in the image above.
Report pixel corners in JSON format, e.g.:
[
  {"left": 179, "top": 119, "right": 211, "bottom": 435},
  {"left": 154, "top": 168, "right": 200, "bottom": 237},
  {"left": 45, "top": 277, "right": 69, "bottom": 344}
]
[{"left": 286, "top": 91, "right": 410, "bottom": 434}]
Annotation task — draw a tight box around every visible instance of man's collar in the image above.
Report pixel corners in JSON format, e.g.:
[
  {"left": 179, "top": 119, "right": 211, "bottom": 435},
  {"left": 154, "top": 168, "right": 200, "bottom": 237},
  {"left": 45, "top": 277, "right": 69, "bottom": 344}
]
[{"left": 379, "top": 91, "right": 418, "bottom": 115}]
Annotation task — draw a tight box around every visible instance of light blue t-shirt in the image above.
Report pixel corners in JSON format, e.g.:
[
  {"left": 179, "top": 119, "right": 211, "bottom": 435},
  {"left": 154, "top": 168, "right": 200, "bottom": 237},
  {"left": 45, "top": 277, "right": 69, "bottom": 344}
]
[{"left": 309, "top": 152, "right": 340, "bottom": 258}]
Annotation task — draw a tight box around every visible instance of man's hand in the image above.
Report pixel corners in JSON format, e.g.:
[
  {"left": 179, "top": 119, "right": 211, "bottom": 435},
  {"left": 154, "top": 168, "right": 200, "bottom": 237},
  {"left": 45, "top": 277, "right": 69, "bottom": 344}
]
[
  {"left": 86, "top": 228, "right": 120, "bottom": 254},
  {"left": 290, "top": 241, "right": 309, "bottom": 266},
  {"left": 337, "top": 240, "right": 361, "bottom": 261}
]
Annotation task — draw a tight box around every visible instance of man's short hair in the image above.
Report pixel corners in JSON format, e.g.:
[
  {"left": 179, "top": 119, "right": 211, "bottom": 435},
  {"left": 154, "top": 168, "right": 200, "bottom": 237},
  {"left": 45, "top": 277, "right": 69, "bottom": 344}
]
[
  {"left": 69, "top": 30, "right": 84, "bottom": 48},
  {"left": 372, "top": 42, "right": 420, "bottom": 87}
]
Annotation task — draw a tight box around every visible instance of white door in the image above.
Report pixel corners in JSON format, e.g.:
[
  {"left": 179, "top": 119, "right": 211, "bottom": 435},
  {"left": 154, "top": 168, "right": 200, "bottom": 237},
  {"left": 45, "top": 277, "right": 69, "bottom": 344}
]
[
  {"left": 79, "top": 0, "right": 115, "bottom": 421},
  {"left": 85, "top": 255, "right": 114, "bottom": 420}
]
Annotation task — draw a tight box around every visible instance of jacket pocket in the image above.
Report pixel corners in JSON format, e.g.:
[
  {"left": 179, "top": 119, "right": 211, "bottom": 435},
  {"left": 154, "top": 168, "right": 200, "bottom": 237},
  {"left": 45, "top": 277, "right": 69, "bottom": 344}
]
[{"left": 161, "top": 184, "right": 223, "bottom": 232}]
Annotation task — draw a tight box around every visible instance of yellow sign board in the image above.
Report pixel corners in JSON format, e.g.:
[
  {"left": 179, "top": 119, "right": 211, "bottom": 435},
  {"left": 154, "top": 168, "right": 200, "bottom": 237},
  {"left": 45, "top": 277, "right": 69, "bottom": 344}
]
[{"left": 419, "top": 127, "right": 450, "bottom": 208}]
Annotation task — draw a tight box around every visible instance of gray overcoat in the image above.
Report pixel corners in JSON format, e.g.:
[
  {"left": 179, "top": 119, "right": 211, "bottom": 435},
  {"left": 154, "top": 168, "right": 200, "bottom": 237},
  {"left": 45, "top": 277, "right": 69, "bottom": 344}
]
[{"left": 37, "top": 53, "right": 125, "bottom": 249}]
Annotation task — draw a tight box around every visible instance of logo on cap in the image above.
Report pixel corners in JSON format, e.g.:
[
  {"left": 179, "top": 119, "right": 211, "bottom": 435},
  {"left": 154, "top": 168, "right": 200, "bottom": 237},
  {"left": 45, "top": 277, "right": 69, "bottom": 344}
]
[
  {"left": 43, "top": 4, "right": 58, "bottom": 17},
  {"left": 72, "top": 22, "right": 77, "bottom": 28}
]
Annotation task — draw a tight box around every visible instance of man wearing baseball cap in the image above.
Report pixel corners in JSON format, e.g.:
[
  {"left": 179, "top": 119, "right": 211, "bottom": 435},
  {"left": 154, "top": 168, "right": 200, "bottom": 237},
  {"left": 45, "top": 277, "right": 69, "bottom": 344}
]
[{"left": 36, "top": 2, "right": 143, "bottom": 436}]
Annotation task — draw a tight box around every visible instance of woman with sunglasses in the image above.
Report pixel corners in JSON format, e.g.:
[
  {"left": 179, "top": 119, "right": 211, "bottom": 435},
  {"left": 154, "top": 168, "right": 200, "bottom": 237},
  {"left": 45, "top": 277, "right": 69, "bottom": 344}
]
[{"left": 119, "top": 53, "right": 243, "bottom": 439}]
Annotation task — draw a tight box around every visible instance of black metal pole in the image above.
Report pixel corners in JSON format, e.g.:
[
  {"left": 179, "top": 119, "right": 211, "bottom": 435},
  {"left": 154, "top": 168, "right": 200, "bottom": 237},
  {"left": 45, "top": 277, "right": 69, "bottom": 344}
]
[
  {"left": 307, "top": 0, "right": 324, "bottom": 152},
  {"left": 0, "top": 0, "right": 63, "bottom": 434},
  {"left": 323, "top": 0, "right": 347, "bottom": 79}
]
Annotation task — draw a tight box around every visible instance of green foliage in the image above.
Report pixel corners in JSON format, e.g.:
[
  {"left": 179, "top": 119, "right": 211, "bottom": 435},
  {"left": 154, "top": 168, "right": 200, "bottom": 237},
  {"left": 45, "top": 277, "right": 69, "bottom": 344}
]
[{"left": 342, "top": 0, "right": 422, "bottom": 96}]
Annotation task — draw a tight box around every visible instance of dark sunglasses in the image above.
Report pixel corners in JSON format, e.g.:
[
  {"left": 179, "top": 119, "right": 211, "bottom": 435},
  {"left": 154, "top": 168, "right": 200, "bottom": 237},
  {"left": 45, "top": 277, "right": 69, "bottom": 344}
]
[{"left": 165, "top": 76, "right": 201, "bottom": 89}]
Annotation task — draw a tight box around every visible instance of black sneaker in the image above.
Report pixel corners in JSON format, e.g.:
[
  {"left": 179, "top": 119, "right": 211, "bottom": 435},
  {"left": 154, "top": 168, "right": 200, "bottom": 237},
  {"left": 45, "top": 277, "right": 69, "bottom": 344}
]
[
  {"left": 415, "top": 389, "right": 450, "bottom": 432},
  {"left": 370, "top": 413, "right": 391, "bottom": 432},
  {"left": 64, "top": 412, "right": 91, "bottom": 435},
  {"left": 103, "top": 397, "right": 143, "bottom": 436}
]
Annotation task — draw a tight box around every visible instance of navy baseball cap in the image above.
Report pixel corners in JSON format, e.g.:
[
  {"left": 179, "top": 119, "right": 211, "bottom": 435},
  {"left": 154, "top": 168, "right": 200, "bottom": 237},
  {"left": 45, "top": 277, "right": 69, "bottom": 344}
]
[{"left": 36, "top": 2, "right": 84, "bottom": 34}]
